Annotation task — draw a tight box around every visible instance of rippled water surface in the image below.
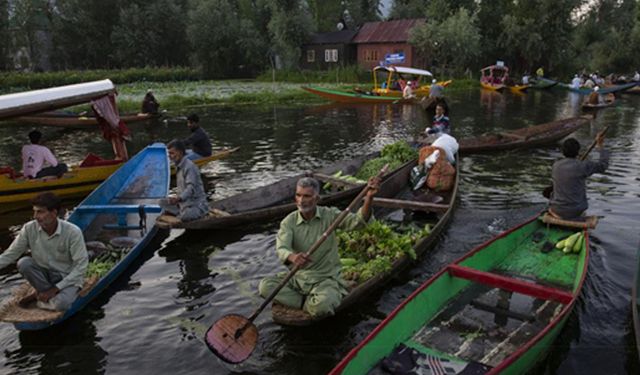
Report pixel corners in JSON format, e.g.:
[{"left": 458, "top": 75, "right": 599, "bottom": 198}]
[{"left": 0, "top": 88, "right": 639, "bottom": 374}]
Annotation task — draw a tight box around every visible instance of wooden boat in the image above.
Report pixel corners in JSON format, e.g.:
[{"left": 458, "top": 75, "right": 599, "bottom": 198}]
[
  {"left": 480, "top": 64, "right": 509, "bottom": 91},
  {"left": 508, "top": 84, "right": 530, "bottom": 93},
  {"left": 560, "top": 81, "right": 637, "bottom": 95},
  {"left": 459, "top": 115, "right": 590, "bottom": 154},
  {"left": 329, "top": 214, "right": 589, "bottom": 374},
  {"left": 633, "top": 242, "right": 640, "bottom": 359},
  {"left": 581, "top": 93, "right": 615, "bottom": 109},
  {"left": 156, "top": 153, "right": 413, "bottom": 230},
  {"left": 0, "top": 143, "right": 170, "bottom": 330},
  {"left": 303, "top": 82, "right": 452, "bottom": 105},
  {"left": 0, "top": 148, "right": 237, "bottom": 214},
  {"left": 624, "top": 83, "right": 640, "bottom": 94},
  {"left": 271, "top": 157, "right": 459, "bottom": 326},
  {"left": 530, "top": 77, "right": 559, "bottom": 89},
  {"left": 13, "top": 111, "right": 159, "bottom": 128}
]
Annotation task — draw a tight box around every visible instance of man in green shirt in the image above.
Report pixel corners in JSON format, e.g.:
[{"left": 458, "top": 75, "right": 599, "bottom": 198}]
[
  {"left": 0, "top": 192, "right": 88, "bottom": 311},
  {"left": 258, "top": 176, "right": 379, "bottom": 318}
]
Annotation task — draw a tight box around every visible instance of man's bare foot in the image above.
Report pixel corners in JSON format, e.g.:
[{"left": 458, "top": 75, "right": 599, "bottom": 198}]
[{"left": 18, "top": 292, "right": 37, "bottom": 308}]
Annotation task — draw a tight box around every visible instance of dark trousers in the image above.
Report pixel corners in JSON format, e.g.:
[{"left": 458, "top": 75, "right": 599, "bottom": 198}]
[{"left": 35, "top": 163, "right": 68, "bottom": 178}]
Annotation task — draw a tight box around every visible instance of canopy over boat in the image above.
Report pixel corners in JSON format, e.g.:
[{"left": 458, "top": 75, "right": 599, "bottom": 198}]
[
  {"left": 373, "top": 66, "right": 433, "bottom": 77},
  {"left": 0, "top": 79, "right": 116, "bottom": 120},
  {"left": 481, "top": 65, "right": 509, "bottom": 74}
]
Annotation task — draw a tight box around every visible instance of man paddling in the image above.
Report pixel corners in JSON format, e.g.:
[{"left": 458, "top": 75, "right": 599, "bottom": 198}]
[
  {"left": 548, "top": 132, "right": 609, "bottom": 220},
  {"left": 161, "top": 139, "right": 208, "bottom": 222},
  {"left": 0, "top": 192, "right": 88, "bottom": 311},
  {"left": 258, "top": 176, "right": 380, "bottom": 318}
]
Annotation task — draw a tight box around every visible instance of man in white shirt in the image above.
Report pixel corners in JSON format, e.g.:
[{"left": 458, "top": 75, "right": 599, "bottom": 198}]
[
  {"left": 571, "top": 74, "right": 582, "bottom": 89},
  {"left": 22, "top": 130, "right": 68, "bottom": 179}
]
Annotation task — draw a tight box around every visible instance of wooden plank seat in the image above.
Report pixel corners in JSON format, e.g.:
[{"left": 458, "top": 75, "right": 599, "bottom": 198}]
[
  {"left": 75, "top": 204, "right": 161, "bottom": 230},
  {"left": 447, "top": 264, "right": 573, "bottom": 305},
  {"left": 539, "top": 212, "right": 598, "bottom": 229},
  {"left": 372, "top": 197, "right": 450, "bottom": 213}
]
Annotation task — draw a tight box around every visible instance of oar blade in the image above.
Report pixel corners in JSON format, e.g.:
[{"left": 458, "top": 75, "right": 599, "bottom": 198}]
[{"left": 205, "top": 314, "right": 258, "bottom": 364}]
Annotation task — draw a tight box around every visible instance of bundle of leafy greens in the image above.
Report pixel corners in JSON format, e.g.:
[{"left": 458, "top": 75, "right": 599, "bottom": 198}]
[
  {"left": 338, "top": 220, "right": 430, "bottom": 283},
  {"left": 355, "top": 141, "right": 417, "bottom": 180}
]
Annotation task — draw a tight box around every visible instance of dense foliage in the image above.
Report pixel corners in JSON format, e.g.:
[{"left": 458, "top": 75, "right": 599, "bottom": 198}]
[{"left": 1, "top": 1, "right": 639, "bottom": 80}]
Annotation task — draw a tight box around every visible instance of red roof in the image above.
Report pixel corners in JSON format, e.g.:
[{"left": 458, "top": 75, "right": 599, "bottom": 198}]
[{"left": 352, "top": 19, "right": 425, "bottom": 44}]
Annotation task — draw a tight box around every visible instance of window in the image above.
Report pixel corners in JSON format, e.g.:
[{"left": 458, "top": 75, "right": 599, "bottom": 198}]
[
  {"left": 364, "top": 50, "right": 379, "bottom": 62},
  {"left": 307, "top": 50, "right": 315, "bottom": 62},
  {"left": 325, "top": 49, "right": 338, "bottom": 62}
]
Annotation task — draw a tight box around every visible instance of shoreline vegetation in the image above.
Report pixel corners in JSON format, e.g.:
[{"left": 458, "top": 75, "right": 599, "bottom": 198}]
[{"left": 0, "top": 67, "right": 478, "bottom": 113}]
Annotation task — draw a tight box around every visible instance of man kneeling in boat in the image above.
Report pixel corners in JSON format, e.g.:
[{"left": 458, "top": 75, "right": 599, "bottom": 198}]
[
  {"left": 549, "top": 134, "right": 608, "bottom": 220},
  {"left": 258, "top": 176, "right": 380, "bottom": 318},
  {"left": 161, "top": 139, "right": 209, "bottom": 222},
  {"left": 0, "top": 192, "right": 88, "bottom": 311}
]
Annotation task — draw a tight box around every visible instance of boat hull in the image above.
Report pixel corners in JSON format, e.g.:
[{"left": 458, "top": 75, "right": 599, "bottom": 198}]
[
  {"left": 481, "top": 82, "right": 505, "bottom": 91},
  {"left": 303, "top": 82, "right": 451, "bottom": 104},
  {"left": 9, "top": 143, "right": 170, "bottom": 330},
  {"left": 330, "top": 216, "right": 589, "bottom": 374},
  {"left": 14, "top": 112, "right": 158, "bottom": 128}
]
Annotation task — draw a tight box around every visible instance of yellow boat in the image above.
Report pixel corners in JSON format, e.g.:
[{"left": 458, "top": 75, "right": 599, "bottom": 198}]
[
  {"left": 0, "top": 148, "right": 238, "bottom": 213},
  {"left": 480, "top": 64, "right": 508, "bottom": 91}
]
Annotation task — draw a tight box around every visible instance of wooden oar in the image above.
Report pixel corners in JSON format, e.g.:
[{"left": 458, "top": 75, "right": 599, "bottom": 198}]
[
  {"left": 543, "top": 124, "right": 611, "bottom": 198},
  {"left": 204, "top": 165, "right": 389, "bottom": 364}
]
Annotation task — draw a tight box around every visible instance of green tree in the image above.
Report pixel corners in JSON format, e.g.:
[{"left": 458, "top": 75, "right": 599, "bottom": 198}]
[
  {"left": 266, "top": 0, "right": 313, "bottom": 69},
  {"left": 188, "top": 0, "right": 267, "bottom": 77},
  {"left": 7, "top": 0, "right": 53, "bottom": 70},
  {"left": 344, "top": 0, "right": 382, "bottom": 25},
  {"left": 308, "top": 0, "right": 342, "bottom": 32},
  {"left": 111, "top": 0, "right": 189, "bottom": 67},
  {"left": 0, "top": 0, "right": 10, "bottom": 69},
  {"left": 409, "top": 8, "right": 481, "bottom": 75},
  {"left": 51, "top": 0, "right": 122, "bottom": 69},
  {"left": 389, "top": 0, "right": 428, "bottom": 20}
]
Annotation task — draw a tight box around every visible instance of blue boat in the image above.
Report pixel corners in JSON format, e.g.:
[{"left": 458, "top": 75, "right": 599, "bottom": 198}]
[
  {"left": 0, "top": 143, "right": 169, "bottom": 330},
  {"left": 560, "top": 81, "right": 638, "bottom": 95}
]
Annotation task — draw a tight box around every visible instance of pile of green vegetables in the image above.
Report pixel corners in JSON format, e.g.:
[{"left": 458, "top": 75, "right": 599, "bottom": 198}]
[
  {"left": 85, "top": 245, "right": 131, "bottom": 278},
  {"left": 338, "top": 221, "right": 430, "bottom": 283},
  {"left": 322, "top": 170, "right": 366, "bottom": 191},
  {"left": 355, "top": 141, "right": 417, "bottom": 180},
  {"left": 555, "top": 232, "right": 585, "bottom": 254}
]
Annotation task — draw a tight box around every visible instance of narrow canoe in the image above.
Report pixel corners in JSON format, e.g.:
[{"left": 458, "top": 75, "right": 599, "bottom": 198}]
[
  {"left": 530, "top": 78, "right": 559, "bottom": 89},
  {"left": 0, "top": 148, "right": 236, "bottom": 213},
  {"left": 633, "top": 243, "right": 640, "bottom": 359},
  {"left": 271, "top": 157, "right": 459, "bottom": 326},
  {"left": 508, "top": 84, "right": 530, "bottom": 93},
  {"left": 330, "top": 215, "right": 589, "bottom": 375},
  {"left": 156, "top": 153, "right": 413, "bottom": 230},
  {"left": 581, "top": 93, "right": 615, "bottom": 109},
  {"left": 302, "top": 82, "right": 452, "bottom": 104},
  {"left": 480, "top": 82, "right": 506, "bottom": 92},
  {"left": 624, "top": 84, "right": 640, "bottom": 94},
  {"left": 13, "top": 112, "right": 159, "bottom": 128},
  {"left": 560, "top": 81, "right": 637, "bottom": 95},
  {"left": 459, "top": 115, "right": 590, "bottom": 154},
  {"left": 0, "top": 143, "right": 170, "bottom": 330}
]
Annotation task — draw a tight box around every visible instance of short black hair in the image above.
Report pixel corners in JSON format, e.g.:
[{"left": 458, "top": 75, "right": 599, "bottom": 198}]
[
  {"left": 187, "top": 114, "right": 199, "bottom": 123},
  {"left": 562, "top": 138, "right": 580, "bottom": 158},
  {"left": 28, "top": 130, "right": 42, "bottom": 144},
  {"left": 167, "top": 139, "right": 186, "bottom": 154},
  {"left": 31, "top": 192, "right": 61, "bottom": 212}
]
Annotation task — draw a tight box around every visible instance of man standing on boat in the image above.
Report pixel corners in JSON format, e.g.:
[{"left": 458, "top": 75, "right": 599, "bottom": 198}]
[
  {"left": 0, "top": 192, "right": 88, "bottom": 311},
  {"left": 161, "top": 140, "right": 209, "bottom": 222},
  {"left": 22, "top": 130, "right": 68, "bottom": 179},
  {"left": 548, "top": 133, "right": 609, "bottom": 220},
  {"left": 258, "top": 176, "right": 380, "bottom": 318},
  {"left": 182, "top": 114, "right": 212, "bottom": 160}
]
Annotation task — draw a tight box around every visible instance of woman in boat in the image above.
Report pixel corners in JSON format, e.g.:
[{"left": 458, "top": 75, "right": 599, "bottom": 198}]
[
  {"left": 0, "top": 192, "right": 88, "bottom": 311},
  {"left": 141, "top": 89, "right": 160, "bottom": 114},
  {"left": 425, "top": 103, "right": 450, "bottom": 136},
  {"left": 548, "top": 134, "right": 609, "bottom": 220},
  {"left": 258, "top": 176, "right": 380, "bottom": 318},
  {"left": 22, "top": 130, "right": 68, "bottom": 179},
  {"left": 161, "top": 140, "right": 209, "bottom": 222}
]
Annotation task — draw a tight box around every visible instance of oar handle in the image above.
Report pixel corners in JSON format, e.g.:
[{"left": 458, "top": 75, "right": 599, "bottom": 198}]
[
  {"left": 246, "top": 164, "right": 389, "bottom": 323},
  {"left": 579, "top": 124, "right": 610, "bottom": 161}
]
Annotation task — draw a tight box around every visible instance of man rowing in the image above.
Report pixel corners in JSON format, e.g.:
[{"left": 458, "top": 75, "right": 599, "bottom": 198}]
[
  {"left": 160, "top": 140, "right": 209, "bottom": 222},
  {"left": 548, "top": 132, "right": 609, "bottom": 220},
  {"left": 0, "top": 192, "right": 88, "bottom": 311},
  {"left": 258, "top": 176, "right": 380, "bottom": 318}
]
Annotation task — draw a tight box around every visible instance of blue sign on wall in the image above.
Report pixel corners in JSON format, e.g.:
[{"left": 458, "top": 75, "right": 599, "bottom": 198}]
[{"left": 385, "top": 52, "right": 405, "bottom": 65}]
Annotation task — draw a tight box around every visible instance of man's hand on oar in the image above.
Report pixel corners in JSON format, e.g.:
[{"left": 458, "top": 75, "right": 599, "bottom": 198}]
[{"left": 288, "top": 253, "right": 311, "bottom": 268}]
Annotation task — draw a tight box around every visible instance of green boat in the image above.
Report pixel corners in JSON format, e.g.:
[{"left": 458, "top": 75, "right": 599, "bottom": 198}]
[
  {"left": 529, "top": 77, "right": 558, "bottom": 89},
  {"left": 329, "top": 215, "right": 589, "bottom": 375}
]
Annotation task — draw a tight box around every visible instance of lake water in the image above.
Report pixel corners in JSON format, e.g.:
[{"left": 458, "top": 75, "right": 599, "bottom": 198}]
[{"left": 0, "top": 88, "right": 638, "bottom": 374}]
